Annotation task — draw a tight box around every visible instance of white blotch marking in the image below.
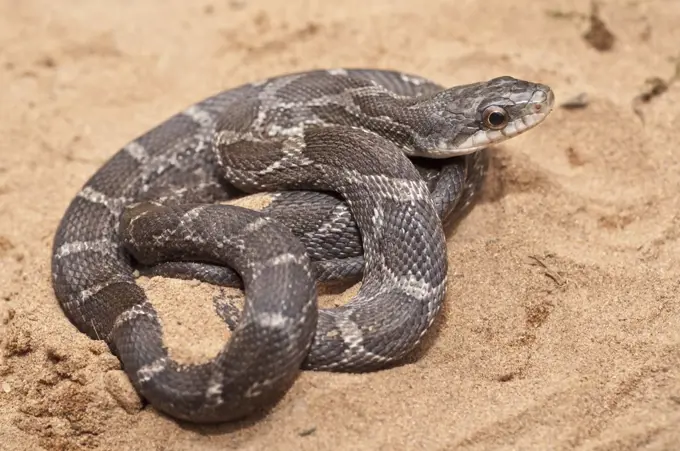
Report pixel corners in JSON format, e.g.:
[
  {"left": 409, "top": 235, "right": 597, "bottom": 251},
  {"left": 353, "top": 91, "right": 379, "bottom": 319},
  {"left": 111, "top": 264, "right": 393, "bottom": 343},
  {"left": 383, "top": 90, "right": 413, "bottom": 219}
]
[
  {"left": 318, "top": 314, "right": 394, "bottom": 366},
  {"left": 229, "top": 237, "right": 246, "bottom": 252},
  {"left": 77, "top": 186, "right": 129, "bottom": 213},
  {"left": 182, "top": 105, "right": 213, "bottom": 127},
  {"left": 399, "top": 73, "right": 427, "bottom": 86},
  {"left": 336, "top": 316, "right": 365, "bottom": 351},
  {"left": 137, "top": 357, "right": 169, "bottom": 383},
  {"left": 399, "top": 276, "right": 439, "bottom": 302},
  {"left": 255, "top": 135, "right": 314, "bottom": 176},
  {"left": 251, "top": 105, "right": 270, "bottom": 132},
  {"left": 251, "top": 252, "right": 310, "bottom": 278},
  {"left": 123, "top": 141, "right": 149, "bottom": 163},
  {"left": 109, "top": 303, "right": 156, "bottom": 339},
  {"left": 205, "top": 378, "right": 223, "bottom": 406},
  {"left": 244, "top": 379, "right": 274, "bottom": 398},
  {"left": 54, "top": 239, "right": 113, "bottom": 259},
  {"left": 79, "top": 280, "right": 116, "bottom": 303},
  {"left": 180, "top": 205, "right": 206, "bottom": 223},
  {"left": 266, "top": 123, "right": 305, "bottom": 137},
  {"left": 215, "top": 129, "right": 248, "bottom": 148},
  {"left": 313, "top": 204, "right": 352, "bottom": 235},
  {"left": 327, "top": 68, "right": 348, "bottom": 76},
  {"left": 266, "top": 252, "right": 304, "bottom": 267},
  {"left": 382, "top": 268, "right": 447, "bottom": 323},
  {"left": 244, "top": 216, "right": 270, "bottom": 234},
  {"left": 255, "top": 312, "right": 290, "bottom": 329},
  {"left": 371, "top": 207, "right": 385, "bottom": 229}
]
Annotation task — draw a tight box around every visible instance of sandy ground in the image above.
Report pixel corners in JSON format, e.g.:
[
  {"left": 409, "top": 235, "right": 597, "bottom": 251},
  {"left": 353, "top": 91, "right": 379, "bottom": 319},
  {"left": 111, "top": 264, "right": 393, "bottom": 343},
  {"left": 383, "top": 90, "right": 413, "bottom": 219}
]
[{"left": 1, "top": 0, "right": 680, "bottom": 450}]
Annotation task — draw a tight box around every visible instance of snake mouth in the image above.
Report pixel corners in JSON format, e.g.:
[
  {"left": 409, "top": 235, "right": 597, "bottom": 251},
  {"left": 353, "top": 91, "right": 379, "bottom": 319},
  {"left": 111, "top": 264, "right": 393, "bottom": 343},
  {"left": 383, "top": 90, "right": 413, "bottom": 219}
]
[{"left": 496, "top": 88, "right": 554, "bottom": 140}]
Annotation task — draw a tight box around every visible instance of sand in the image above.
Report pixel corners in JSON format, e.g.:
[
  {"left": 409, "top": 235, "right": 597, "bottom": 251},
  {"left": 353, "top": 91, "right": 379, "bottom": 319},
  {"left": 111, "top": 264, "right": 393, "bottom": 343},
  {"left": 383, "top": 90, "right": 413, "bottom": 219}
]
[{"left": 1, "top": 0, "right": 679, "bottom": 449}]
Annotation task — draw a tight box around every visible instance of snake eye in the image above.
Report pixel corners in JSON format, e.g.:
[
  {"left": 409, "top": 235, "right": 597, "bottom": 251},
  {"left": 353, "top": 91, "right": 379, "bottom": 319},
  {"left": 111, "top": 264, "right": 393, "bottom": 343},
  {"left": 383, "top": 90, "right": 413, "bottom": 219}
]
[{"left": 482, "top": 106, "right": 509, "bottom": 130}]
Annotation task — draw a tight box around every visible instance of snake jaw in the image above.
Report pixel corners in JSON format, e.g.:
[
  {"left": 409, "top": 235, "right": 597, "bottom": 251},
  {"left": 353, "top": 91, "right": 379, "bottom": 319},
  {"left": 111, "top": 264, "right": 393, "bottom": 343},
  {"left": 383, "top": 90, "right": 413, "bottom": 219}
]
[
  {"left": 497, "top": 85, "right": 554, "bottom": 138},
  {"left": 404, "top": 78, "right": 555, "bottom": 158},
  {"left": 438, "top": 84, "right": 554, "bottom": 157}
]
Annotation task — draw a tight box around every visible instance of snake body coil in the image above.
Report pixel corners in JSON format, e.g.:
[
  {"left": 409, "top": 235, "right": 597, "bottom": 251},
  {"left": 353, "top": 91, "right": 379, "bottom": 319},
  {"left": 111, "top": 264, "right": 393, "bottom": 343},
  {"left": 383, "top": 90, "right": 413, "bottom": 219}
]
[{"left": 51, "top": 68, "right": 553, "bottom": 422}]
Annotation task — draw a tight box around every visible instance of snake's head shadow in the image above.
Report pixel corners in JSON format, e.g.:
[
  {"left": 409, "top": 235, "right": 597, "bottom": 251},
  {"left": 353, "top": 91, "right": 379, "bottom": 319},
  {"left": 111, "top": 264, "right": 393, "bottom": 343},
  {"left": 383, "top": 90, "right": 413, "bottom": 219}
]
[{"left": 408, "top": 76, "right": 555, "bottom": 158}]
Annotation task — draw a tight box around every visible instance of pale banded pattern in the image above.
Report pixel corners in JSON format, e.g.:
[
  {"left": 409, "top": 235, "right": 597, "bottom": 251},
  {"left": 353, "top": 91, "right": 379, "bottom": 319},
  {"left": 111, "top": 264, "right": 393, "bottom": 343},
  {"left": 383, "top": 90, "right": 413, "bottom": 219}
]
[
  {"left": 77, "top": 276, "right": 129, "bottom": 304},
  {"left": 326, "top": 314, "right": 391, "bottom": 366},
  {"left": 255, "top": 312, "right": 292, "bottom": 329},
  {"left": 250, "top": 251, "right": 311, "bottom": 279},
  {"left": 255, "top": 136, "right": 314, "bottom": 176},
  {"left": 137, "top": 357, "right": 169, "bottom": 384},
  {"left": 54, "top": 239, "right": 115, "bottom": 259},
  {"left": 108, "top": 302, "right": 157, "bottom": 342},
  {"left": 77, "top": 186, "right": 130, "bottom": 214}
]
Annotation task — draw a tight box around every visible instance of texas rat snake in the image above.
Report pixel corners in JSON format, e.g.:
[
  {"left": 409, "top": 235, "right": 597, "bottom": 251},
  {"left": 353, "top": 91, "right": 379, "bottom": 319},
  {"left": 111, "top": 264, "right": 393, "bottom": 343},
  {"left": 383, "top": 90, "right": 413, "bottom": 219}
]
[{"left": 51, "top": 68, "right": 553, "bottom": 422}]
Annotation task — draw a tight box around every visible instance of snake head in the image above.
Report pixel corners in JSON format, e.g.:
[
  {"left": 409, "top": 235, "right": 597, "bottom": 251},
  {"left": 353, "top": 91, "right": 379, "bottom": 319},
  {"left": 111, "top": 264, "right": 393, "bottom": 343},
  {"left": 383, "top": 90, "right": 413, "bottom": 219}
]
[{"left": 409, "top": 76, "right": 554, "bottom": 158}]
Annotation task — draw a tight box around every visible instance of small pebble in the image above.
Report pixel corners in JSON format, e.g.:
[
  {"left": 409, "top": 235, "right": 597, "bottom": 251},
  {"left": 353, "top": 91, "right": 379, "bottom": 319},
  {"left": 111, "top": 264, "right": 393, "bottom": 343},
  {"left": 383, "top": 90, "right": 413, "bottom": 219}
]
[{"left": 560, "top": 93, "right": 589, "bottom": 109}]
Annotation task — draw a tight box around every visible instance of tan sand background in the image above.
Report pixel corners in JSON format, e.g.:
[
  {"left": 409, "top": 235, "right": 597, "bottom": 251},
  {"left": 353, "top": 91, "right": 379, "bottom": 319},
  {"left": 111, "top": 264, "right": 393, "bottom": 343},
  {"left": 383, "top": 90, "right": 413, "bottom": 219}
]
[{"left": 1, "top": 0, "right": 679, "bottom": 449}]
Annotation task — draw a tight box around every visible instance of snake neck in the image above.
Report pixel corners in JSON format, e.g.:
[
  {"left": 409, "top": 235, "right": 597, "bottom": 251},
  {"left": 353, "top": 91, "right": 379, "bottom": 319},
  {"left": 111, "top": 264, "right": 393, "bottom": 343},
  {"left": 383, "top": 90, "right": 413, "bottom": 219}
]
[{"left": 341, "top": 89, "right": 445, "bottom": 156}]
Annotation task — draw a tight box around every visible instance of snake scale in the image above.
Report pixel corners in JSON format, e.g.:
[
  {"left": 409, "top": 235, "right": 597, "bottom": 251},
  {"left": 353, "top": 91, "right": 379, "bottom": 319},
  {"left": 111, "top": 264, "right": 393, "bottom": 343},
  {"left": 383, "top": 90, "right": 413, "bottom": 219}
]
[{"left": 51, "top": 68, "right": 554, "bottom": 423}]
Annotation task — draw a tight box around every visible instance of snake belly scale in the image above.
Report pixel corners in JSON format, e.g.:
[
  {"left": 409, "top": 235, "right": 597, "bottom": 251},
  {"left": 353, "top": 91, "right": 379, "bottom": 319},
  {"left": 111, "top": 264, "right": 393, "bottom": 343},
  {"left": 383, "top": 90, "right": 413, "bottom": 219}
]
[{"left": 51, "top": 68, "right": 554, "bottom": 422}]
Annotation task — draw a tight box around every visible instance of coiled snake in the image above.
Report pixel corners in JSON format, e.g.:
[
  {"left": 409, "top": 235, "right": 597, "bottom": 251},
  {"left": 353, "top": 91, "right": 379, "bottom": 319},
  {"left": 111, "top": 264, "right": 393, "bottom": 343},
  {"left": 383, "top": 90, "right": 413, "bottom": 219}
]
[{"left": 51, "top": 68, "right": 554, "bottom": 423}]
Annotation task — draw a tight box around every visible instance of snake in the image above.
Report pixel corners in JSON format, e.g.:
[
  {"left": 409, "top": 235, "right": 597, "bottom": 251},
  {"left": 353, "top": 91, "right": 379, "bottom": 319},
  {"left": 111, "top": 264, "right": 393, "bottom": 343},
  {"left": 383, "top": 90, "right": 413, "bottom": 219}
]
[{"left": 50, "top": 68, "right": 554, "bottom": 423}]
